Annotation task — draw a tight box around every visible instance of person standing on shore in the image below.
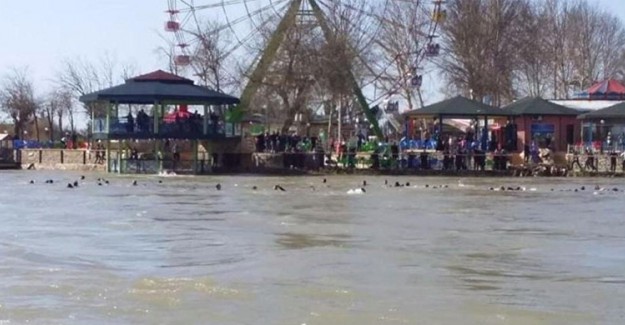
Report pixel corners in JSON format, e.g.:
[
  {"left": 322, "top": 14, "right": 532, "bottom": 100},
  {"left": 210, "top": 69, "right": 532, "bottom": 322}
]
[
  {"left": 584, "top": 148, "right": 597, "bottom": 171},
  {"left": 172, "top": 142, "right": 179, "bottom": 162},
  {"left": 609, "top": 150, "right": 618, "bottom": 172},
  {"left": 570, "top": 150, "right": 583, "bottom": 171},
  {"left": 530, "top": 140, "right": 541, "bottom": 164}
]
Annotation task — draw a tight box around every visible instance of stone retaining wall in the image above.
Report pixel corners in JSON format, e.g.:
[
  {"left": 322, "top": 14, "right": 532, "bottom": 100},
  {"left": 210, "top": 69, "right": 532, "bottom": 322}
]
[
  {"left": 18, "top": 149, "right": 106, "bottom": 172},
  {"left": 251, "top": 153, "right": 325, "bottom": 171},
  {"left": 16, "top": 148, "right": 625, "bottom": 175},
  {"left": 568, "top": 154, "right": 625, "bottom": 174}
]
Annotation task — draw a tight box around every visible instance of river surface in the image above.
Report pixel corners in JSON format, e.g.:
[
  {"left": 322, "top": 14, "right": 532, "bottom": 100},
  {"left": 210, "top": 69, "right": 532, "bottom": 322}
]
[{"left": 0, "top": 171, "right": 624, "bottom": 324}]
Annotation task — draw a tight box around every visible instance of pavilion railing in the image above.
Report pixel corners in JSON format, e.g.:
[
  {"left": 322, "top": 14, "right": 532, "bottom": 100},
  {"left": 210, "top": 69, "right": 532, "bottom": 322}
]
[{"left": 93, "top": 116, "right": 235, "bottom": 138}]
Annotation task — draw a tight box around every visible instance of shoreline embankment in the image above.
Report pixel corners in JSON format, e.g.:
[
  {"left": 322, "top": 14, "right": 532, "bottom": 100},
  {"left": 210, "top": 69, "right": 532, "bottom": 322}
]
[{"left": 3, "top": 149, "right": 625, "bottom": 178}]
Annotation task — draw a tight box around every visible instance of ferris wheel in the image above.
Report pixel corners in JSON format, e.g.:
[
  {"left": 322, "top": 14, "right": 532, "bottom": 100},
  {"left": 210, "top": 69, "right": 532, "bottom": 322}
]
[{"left": 164, "top": 0, "right": 446, "bottom": 137}]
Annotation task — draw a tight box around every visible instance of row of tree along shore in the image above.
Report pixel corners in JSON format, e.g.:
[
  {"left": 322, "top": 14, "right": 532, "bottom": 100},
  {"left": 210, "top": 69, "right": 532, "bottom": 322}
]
[{"left": 2, "top": 0, "right": 625, "bottom": 146}]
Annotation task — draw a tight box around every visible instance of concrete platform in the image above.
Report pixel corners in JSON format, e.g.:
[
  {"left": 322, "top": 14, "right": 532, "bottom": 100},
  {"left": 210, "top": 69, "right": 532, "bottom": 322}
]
[{"left": 0, "top": 162, "right": 20, "bottom": 170}]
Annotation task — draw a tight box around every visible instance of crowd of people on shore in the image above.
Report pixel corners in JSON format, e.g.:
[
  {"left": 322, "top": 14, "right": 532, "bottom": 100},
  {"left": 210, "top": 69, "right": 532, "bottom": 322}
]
[{"left": 255, "top": 132, "right": 320, "bottom": 153}]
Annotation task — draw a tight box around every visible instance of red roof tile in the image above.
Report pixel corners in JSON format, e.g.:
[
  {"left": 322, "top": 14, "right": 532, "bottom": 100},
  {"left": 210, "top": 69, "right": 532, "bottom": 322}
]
[
  {"left": 131, "top": 70, "right": 192, "bottom": 83},
  {"left": 586, "top": 79, "right": 625, "bottom": 95}
]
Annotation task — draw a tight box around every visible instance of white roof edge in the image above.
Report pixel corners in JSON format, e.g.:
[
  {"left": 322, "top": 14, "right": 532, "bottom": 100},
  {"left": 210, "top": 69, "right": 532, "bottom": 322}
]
[{"left": 549, "top": 100, "right": 624, "bottom": 111}]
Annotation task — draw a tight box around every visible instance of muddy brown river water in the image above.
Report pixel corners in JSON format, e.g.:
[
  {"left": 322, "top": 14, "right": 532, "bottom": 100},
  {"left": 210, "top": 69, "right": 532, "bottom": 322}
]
[{"left": 0, "top": 171, "right": 624, "bottom": 324}]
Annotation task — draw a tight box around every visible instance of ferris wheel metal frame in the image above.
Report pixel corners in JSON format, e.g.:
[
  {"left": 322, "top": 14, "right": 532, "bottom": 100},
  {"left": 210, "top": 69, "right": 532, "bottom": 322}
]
[{"left": 164, "top": 0, "right": 446, "bottom": 139}]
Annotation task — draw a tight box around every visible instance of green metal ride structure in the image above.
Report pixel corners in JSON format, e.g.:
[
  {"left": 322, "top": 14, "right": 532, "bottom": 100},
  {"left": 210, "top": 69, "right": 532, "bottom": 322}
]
[{"left": 164, "top": 0, "right": 447, "bottom": 140}]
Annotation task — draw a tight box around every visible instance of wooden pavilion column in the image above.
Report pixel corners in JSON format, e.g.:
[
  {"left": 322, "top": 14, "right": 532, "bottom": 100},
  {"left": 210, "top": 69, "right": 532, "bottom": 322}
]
[
  {"left": 105, "top": 101, "right": 112, "bottom": 173},
  {"left": 203, "top": 105, "right": 209, "bottom": 135},
  {"left": 580, "top": 121, "right": 584, "bottom": 147},
  {"left": 105, "top": 102, "right": 112, "bottom": 134},
  {"left": 192, "top": 140, "right": 199, "bottom": 174},
  {"left": 117, "top": 141, "right": 122, "bottom": 174},
  {"left": 114, "top": 101, "right": 120, "bottom": 135},
  {"left": 90, "top": 103, "right": 96, "bottom": 135},
  {"left": 115, "top": 101, "right": 122, "bottom": 173},
  {"left": 153, "top": 101, "right": 163, "bottom": 173},
  {"left": 482, "top": 115, "right": 489, "bottom": 151},
  {"left": 438, "top": 115, "right": 443, "bottom": 145},
  {"left": 522, "top": 117, "right": 528, "bottom": 152},
  {"left": 153, "top": 101, "right": 160, "bottom": 134},
  {"left": 509, "top": 115, "right": 516, "bottom": 151},
  {"left": 558, "top": 116, "right": 562, "bottom": 151}
]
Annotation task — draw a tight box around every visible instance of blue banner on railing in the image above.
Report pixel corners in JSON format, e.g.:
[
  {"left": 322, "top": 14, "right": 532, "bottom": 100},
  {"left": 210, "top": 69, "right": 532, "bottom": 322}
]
[{"left": 12, "top": 140, "right": 57, "bottom": 149}]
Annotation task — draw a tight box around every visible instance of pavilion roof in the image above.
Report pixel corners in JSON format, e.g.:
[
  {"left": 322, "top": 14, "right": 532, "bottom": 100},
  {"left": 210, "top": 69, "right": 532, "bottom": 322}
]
[
  {"left": 403, "top": 96, "right": 516, "bottom": 118},
  {"left": 79, "top": 70, "right": 239, "bottom": 105},
  {"left": 503, "top": 97, "right": 580, "bottom": 116},
  {"left": 578, "top": 101, "right": 625, "bottom": 119}
]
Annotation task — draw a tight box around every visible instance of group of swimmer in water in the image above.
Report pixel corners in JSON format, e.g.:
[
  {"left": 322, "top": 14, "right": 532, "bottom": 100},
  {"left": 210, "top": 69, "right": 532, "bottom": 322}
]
[
  {"left": 30, "top": 176, "right": 158, "bottom": 188},
  {"left": 26, "top": 175, "right": 623, "bottom": 195}
]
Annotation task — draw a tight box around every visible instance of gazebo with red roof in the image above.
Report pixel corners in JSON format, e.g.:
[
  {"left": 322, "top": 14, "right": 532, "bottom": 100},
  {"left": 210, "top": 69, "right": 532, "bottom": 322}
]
[
  {"left": 577, "top": 79, "right": 625, "bottom": 100},
  {"left": 568, "top": 79, "right": 625, "bottom": 149},
  {"left": 79, "top": 70, "right": 241, "bottom": 174},
  {"left": 81, "top": 70, "right": 239, "bottom": 105}
]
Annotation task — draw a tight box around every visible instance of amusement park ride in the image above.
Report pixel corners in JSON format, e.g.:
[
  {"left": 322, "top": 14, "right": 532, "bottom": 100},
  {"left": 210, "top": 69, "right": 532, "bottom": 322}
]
[{"left": 164, "top": 0, "right": 446, "bottom": 140}]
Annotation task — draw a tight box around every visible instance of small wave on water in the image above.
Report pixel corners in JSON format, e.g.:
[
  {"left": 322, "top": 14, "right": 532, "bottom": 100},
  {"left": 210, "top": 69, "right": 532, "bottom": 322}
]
[
  {"left": 126, "top": 276, "right": 247, "bottom": 311},
  {"left": 275, "top": 232, "right": 361, "bottom": 250},
  {"left": 129, "top": 276, "right": 243, "bottom": 296}
]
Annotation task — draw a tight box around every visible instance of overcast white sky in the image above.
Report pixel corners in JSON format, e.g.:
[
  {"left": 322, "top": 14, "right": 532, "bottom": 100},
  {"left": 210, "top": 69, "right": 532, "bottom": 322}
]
[{"left": 0, "top": 0, "right": 623, "bottom": 115}]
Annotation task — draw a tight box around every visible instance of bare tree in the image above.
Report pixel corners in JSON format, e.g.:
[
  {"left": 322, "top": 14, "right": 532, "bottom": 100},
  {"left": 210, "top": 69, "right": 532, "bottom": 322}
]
[
  {"left": 541, "top": 0, "right": 573, "bottom": 98},
  {"left": 297, "top": 0, "right": 385, "bottom": 141},
  {"left": 441, "top": 0, "right": 527, "bottom": 106},
  {"left": 264, "top": 23, "right": 319, "bottom": 133},
  {"left": 0, "top": 67, "right": 38, "bottom": 138},
  {"left": 189, "top": 21, "right": 237, "bottom": 92},
  {"left": 314, "top": 5, "right": 354, "bottom": 123},
  {"left": 514, "top": 2, "right": 551, "bottom": 97},
  {"left": 565, "top": 1, "right": 625, "bottom": 88},
  {"left": 375, "top": 0, "right": 431, "bottom": 110},
  {"left": 59, "top": 90, "right": 75, "bottom": 134},
  {"left": 240, "top": 7, "right": 320, "bottom": 133},
  {"left": 56, "top": 99, "right": 64, "bottom": 139},
  {"left": 43, "top": 91, "right": 61, "bottom": 141},
  {"left": 231, "top": 0, "right": 381, "bottom": 137},
  {"left": 158, "top": 16, "right": 246, "bottom": 93},
  {"left": 596, "top": 14, "right": 625, "bottom": 80},
  {"left": 512, "top": 0, "right": 625, "bottom": 99},
  {"left": 56, "top": 54, "right": 137, "bottom": 117},
  {"left": 439, "top": 0, "right": 490, "bottom": 101},
  {"left": 155, "top": 44, "right": 181, "bottom": 75}
]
